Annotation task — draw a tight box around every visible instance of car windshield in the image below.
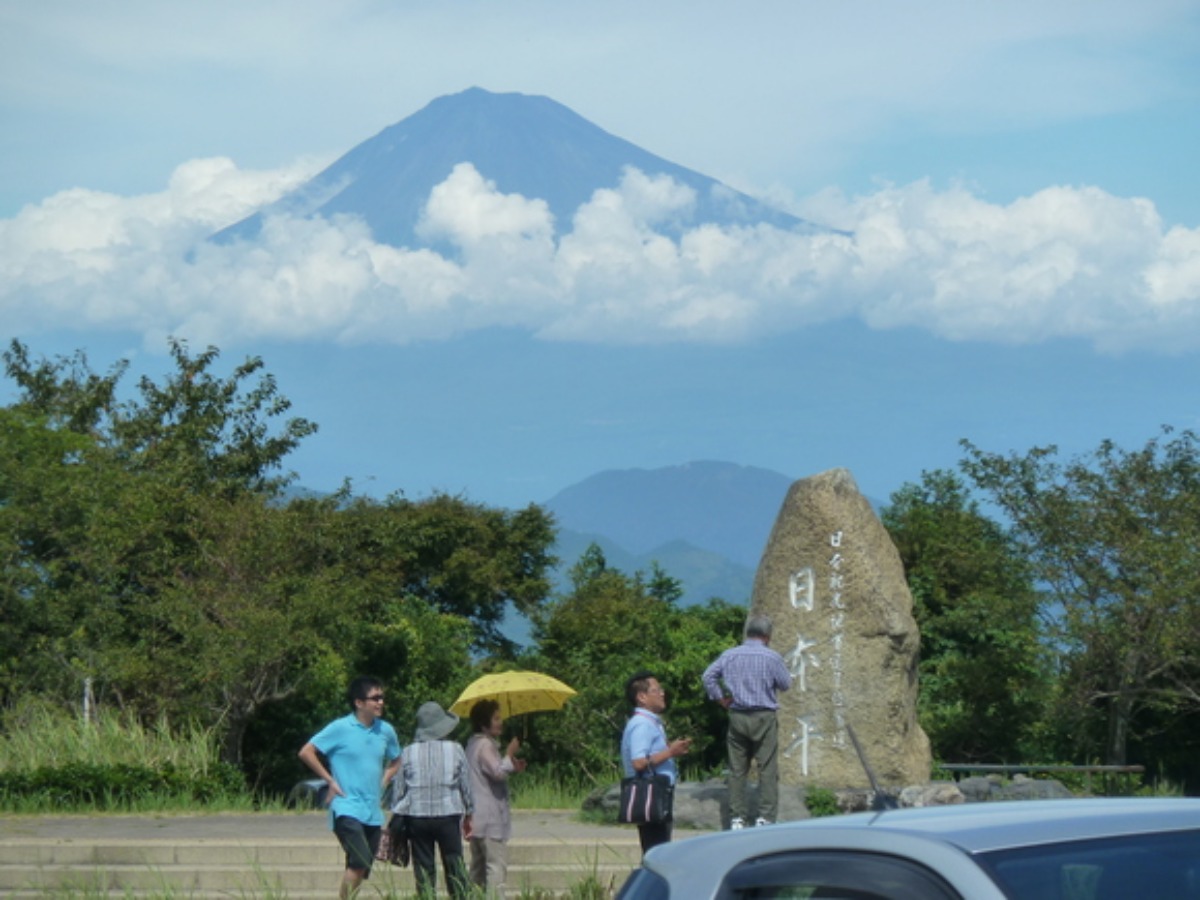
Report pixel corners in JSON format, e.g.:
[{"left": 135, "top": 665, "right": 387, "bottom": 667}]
[{"left": 978, "top": 829, "right": 1200, "bottom": 900}]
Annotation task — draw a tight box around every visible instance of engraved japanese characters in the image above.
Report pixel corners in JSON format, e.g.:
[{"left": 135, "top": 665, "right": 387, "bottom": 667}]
[{"left": 750, "top": 468, "right": 931, "bottom": 788}]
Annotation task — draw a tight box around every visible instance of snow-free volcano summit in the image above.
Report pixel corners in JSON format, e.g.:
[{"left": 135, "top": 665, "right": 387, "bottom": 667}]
[{"left": 214, "top": 87, "right": 824, "bottom": 249}]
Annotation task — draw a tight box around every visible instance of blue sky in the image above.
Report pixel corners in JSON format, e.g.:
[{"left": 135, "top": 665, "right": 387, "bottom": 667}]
[{"left": 2, "top": 1, "right": 1200, "bottom": 510}]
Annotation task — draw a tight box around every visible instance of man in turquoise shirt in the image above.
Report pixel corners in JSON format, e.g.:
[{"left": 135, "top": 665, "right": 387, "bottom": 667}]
[{"left": 300, "top": 676, "right": 402, "bottom": 899}]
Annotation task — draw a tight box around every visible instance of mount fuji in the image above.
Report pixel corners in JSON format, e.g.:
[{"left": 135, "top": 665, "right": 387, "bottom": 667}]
[{"left": 214, "top": 86, "right": 824, "bottom": 249}]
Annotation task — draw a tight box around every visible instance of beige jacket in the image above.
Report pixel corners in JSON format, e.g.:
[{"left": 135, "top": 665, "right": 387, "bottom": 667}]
[{"left": 465, "top": 733, "right": 515, "bottom": 840}]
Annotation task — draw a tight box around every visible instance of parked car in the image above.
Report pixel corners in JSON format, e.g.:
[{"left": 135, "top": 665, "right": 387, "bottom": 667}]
[
  {"left": 285, "top": 777, "right": 329, "bottom": 809},
  {"left": 616, "top": 797, "right": 1200, "bottom": 899}
]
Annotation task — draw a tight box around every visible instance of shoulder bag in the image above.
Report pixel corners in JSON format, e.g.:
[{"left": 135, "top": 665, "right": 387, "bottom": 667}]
[
  {"left": 617, "top": 761, "right": 673, "bottom": 824},
  {"left": 375, "top": 813, "right": 411, "bottom": 867}
]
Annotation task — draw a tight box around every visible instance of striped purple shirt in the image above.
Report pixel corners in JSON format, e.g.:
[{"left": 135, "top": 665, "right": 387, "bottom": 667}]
[{"left": 702, "top": 638, "right": 792, "bottom": 710}]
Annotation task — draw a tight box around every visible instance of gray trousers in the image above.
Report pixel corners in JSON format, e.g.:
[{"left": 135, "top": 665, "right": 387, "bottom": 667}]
[
  {"left": 727, "top": 709, "right": 780, "bottom": 823},
  {"left": 469, "top": 836, "right": 508, "bottom": 897}
]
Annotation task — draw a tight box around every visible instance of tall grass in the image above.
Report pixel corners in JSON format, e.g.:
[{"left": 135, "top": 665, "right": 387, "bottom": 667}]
[
  {"left": 0, "top": 696, "right": 262, "bottom": 813},
  {"left": 0, "top": 696, "right": 219, "bottom": 774},
  {"left": 0, "top": 699, "right": 612, "bottom": 815},
  {"left": 510, "top": 768, "right": 594, "bottom": 810}
]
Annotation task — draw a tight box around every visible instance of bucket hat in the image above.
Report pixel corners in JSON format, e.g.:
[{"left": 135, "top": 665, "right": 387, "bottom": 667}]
[{"left": 414, "top": 701, "right": 459, "bottom": 741}]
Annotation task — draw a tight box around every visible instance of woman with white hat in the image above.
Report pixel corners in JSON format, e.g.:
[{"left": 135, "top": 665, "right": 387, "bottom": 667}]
[{"left": 391, "top": 701, "right": 474, "bottom": 899}]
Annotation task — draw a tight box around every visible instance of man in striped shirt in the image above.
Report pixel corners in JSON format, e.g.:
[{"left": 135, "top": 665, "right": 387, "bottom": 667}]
[{"left": 702, "top": 614, "right": 792, "bottom": 829}]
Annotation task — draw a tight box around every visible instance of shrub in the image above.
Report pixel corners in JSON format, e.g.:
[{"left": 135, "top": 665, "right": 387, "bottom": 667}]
[
  {"left": 0, "top": 697, "right": 247, "bottom": 811},
  {"left": 805, "top": 786, "right": 840, "bottom": 818},
  {"left": 0, "top": 761, "right": 244, "bottom": 810}
]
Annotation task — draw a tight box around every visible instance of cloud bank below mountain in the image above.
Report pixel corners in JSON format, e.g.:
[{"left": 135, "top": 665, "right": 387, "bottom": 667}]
[{"left": 4, "top": 157, "right": 1199, "bottom": 353}]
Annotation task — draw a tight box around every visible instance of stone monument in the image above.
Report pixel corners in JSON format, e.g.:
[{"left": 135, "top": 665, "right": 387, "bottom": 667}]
[{"left": 751, "top": 468, "right": 931, "bottom": 788}]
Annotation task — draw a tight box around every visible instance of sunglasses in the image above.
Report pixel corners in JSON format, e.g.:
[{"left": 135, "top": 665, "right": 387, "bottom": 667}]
[{"left": 363, "top": 694, "right": 385, "bottom": 702}]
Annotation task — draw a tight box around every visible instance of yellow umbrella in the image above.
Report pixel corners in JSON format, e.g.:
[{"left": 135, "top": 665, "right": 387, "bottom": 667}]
[{"left": 450, "top": 671, "right": 577, "bottom": 719}]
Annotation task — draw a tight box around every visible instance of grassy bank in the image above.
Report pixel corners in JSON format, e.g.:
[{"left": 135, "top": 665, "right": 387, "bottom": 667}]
[
  {"left": 0, "top": 699, "right": 595, "bottom": 814},
  {"left": 0, "top": 700, "right": 248, "bottom": 813}
]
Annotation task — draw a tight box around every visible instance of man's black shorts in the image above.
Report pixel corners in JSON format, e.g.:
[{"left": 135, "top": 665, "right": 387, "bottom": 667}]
[{"left": 334, "top": 815, "right": 382, "bottom": 874}]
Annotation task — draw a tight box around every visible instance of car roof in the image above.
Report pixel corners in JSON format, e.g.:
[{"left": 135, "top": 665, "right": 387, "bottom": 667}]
[
  {"left": 817, "top": 797, "right": 1200, "bottom": 850},
  {"left": 642, "top": 798, "right": 1200, "bottom": 886}
]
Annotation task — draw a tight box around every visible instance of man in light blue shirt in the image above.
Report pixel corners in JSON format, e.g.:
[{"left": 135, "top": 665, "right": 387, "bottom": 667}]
[
  {"left": 299, "top": 676, "right": 401, "bottom": 899},
  {"left": 620, "top": 671, "right": 692, "bottom": 855}
]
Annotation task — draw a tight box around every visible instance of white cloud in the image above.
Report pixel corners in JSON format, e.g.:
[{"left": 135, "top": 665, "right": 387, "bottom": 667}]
[
  {"left": 2, "top": 159, "right": 1199, "bottom": 353},
  {"left": 417, "top": 163, "right": 555, "bottom": 245}
]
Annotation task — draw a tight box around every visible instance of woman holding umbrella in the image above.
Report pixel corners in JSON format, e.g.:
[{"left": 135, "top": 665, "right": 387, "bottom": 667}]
[{"left": 466, "top": 699, "right": 528, "bottom": 897}]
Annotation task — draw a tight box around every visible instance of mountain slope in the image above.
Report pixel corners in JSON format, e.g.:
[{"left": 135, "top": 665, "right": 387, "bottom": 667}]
[
  {"left": 214, "top": 87, "right": 820, "bottom": 248},
  {"left": 540, "top": 461, "right": 888, "bottom": 612},
  {"left": 544, "top": 460, "right": 794, "bottom": 571},
  {"left": 551, "top": 528, "right": 756, "bottom": 607}
]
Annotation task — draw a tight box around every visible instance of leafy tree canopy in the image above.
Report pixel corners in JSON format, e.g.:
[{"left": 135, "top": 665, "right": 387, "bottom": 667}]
[
  {"left": 961, "top": 427, "right": 1200, "bottom": 766},
  {"left": 882, "top": 470, "right": 1047, "bottom": 762},
  {"left": 0, "top": 341, "right": 556, "bottom": 780},
  {"left": 523, "top": 543, "right": 744, "bottom": 782},
  {"left": 4, "top": 338, "right": 317, "bottom": 497}
]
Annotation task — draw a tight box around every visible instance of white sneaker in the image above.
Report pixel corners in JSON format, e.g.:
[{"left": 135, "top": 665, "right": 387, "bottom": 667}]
[
  {"left": 755, "top": 817, "right": 772, "bottom": 827},
  {"left": 729, "top": 817, "right": 745, "bottom": 830}
]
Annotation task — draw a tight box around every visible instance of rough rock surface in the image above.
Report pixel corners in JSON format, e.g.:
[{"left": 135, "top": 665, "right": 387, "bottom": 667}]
[
  {"left": 954, "top": 774, "right": 1075, "bottom": 803},
  {"left": 750, "top": 468, "right": 931, "bottom": 789},
  {"left": 586, "top": 778, "right": 1078, "bottom": 831}
]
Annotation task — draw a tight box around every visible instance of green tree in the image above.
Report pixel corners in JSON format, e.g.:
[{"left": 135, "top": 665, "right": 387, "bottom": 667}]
[
  {"left": 241, "top": 588, "right": 476, "bottom": 795},
  {"left": 1, "top": 341, "right": 125, "bottom": 434},
  {"left": 1, "top": 341, "right": 557, "bottom": 783},
  {"left": 527, "top": 544, "right": 673, "bottom": 779},
  {"left": 657, "top": 596, "right": 747, "bottom": 773},
  {"left": 136, "top": 492, "right": 358, "bottom": 765},
  {"left": 961, "top": 428, "right": 1200, "bottom": 767},
  {"left": 526, "top": 544, "right": 745, "bottom": 782},
  {"left": 0, "top": 406, "right": 108, "bottom": 704},
  {"left": 4, "top": 338, "right": 316, "bottom": 496},
  {"left": 330, "top": 492, "right": 556, "bottom": 653},
  {"left": 1, "top": 340, "right": 321, "bottom": 733},
  {"left": 881, "top": 470, "right": 1047, "bottom": 762}
]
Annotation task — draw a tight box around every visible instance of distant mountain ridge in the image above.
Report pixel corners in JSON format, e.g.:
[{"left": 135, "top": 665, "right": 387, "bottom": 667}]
[
  {"left": 550, "top": 528, "right": 758, "bottom": 606},
  {"left": 546, "top": 460, "right": 793, "bottom": 568},
  {"left": 545, "top": 460, "right": 796, "bottom": 606},
  {"left": 214, "top": 87, "right": 825, "bottom": 249}
]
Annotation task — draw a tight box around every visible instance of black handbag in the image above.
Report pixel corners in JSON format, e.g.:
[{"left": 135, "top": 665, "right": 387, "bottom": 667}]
[
  {"left": 617, "top": 765, "right": 674, "bottom": 824},
  {"left": 376, "top": 814, "right": 411, "bottom": 867}
]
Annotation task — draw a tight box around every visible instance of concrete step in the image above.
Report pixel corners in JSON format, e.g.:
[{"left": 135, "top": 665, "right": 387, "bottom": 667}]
[
  {"left": 0, "top": 818, "right": 646, "bottom": 898},
  {"left": 0, "top": 837, "right": 640, "bottom": 868},
  {"left": 3, "top": 862, "right": 634, "bottom": 896}
]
